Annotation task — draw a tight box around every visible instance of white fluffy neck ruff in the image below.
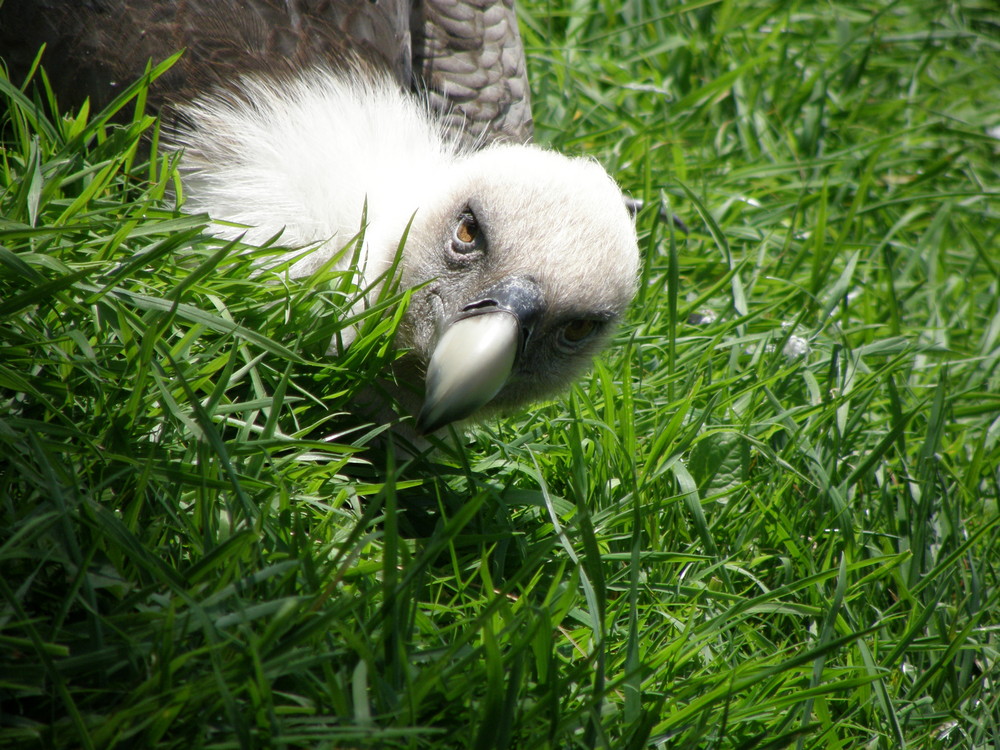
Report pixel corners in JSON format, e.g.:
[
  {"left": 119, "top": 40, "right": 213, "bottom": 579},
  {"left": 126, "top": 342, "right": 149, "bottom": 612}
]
[{"left": 170, "top": 69, "right": 464, "bottom": 278}]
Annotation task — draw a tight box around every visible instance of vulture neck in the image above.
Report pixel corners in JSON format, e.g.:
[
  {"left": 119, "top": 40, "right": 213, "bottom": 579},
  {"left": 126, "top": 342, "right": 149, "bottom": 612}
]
[{"left": 171, "top": 68, "right": 464, "bottom": 279}]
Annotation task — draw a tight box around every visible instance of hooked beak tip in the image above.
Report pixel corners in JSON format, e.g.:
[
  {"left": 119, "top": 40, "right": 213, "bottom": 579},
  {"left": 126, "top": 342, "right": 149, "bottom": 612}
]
[{"left": 417, "top": 312, "right": 520, "bottom": 434}]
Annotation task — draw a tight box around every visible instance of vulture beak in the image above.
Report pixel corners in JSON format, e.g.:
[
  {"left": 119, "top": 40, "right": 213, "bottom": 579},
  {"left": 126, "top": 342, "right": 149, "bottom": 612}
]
[{"left": 417, "top": 277, "right": 544, "bottom": 434}]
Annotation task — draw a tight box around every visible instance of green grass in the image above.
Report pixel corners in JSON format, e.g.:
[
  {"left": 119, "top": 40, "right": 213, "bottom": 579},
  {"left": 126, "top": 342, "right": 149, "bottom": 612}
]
[{"left": 2, "top": 1, "right": 999, "bottom": 747}]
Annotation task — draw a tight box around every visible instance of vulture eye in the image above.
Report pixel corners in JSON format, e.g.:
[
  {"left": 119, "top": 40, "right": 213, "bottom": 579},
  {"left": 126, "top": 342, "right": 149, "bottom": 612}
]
[
  {"left": 560, "top": 319, "right": 601, "bottom": 347},
  {"left": 452, "top": 209, "right": 483, "bottom": 254}
]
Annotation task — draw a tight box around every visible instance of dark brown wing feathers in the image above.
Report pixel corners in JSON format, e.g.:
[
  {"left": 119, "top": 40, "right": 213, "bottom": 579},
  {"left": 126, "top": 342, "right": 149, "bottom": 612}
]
[{"left": 0, "top": 0, "right": 532, "bottom": 144}]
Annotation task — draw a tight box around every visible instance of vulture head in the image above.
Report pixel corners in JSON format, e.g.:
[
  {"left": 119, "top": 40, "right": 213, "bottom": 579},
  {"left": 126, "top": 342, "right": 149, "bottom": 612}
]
[
  {"left": 0, "top": 0, "right": 641, "bottom": 436},
  {"left": 396, "top": 146, "right": 639, "bottom": 432}
]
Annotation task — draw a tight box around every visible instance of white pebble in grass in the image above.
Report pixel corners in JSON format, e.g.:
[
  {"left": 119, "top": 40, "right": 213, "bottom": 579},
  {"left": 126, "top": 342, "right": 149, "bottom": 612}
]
[
  {"left": 687, "top": 309, "right": 718, "bottom": 326},
  {"left": 782, "top": 335, "right": 811, "bottom": 359}
]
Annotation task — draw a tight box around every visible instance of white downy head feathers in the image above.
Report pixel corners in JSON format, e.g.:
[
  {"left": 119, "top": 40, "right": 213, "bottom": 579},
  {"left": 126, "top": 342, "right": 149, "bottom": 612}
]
[{"left": 168, "top": 67, "right": 640, "bottom": 431}]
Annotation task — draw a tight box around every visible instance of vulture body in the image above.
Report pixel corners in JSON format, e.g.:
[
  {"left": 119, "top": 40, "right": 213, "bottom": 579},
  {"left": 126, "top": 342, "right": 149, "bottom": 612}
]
[{"left": 0, "top": 1, "right": 640, "bottom": 434}]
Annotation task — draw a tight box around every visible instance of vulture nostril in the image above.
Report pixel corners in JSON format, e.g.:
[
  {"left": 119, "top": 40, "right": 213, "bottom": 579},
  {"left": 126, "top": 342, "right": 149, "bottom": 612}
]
[{"left": 462, "top": 298, "right": 499, "bottom": 313}]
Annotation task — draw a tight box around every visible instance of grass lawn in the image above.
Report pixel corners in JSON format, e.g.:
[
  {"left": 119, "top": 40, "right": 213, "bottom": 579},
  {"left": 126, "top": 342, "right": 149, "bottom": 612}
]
[{"left": 2, "top": 1, "right": 999, "bottom": 747}]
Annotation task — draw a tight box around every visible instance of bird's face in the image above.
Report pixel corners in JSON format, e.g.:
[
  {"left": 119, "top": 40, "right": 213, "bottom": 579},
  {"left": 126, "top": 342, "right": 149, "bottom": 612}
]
[{"left": 396, "top": 145, "right": 640, "bottom": 433}]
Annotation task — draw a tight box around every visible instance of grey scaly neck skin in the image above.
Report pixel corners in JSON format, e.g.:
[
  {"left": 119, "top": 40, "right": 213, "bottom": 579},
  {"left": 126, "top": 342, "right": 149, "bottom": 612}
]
[
  {"left": 0, "top": 1, "right": 640, "bottom": 435},
  {"left": 411, "top": 0, "right": 533, "bottom": 146}
]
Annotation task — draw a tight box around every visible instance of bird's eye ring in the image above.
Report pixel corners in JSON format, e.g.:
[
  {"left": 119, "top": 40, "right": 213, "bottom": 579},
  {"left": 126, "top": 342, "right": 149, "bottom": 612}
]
[
  {"left": 452, "top": 210, "right": 482, "bottom": 254},
  {"left": 560, "top": 319, "right": 600, "bottom": 347}
]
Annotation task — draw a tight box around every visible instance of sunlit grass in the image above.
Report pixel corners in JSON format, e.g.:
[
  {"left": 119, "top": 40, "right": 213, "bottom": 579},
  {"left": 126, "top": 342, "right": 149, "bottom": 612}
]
[{"left": 2, "top": 2, "right": 999, "bottom": 748}]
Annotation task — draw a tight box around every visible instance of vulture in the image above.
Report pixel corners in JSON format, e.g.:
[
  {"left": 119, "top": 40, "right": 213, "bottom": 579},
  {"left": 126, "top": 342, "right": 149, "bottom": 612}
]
[{"left": 0, "top": 1, "right": 640, "bottom": 435}]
